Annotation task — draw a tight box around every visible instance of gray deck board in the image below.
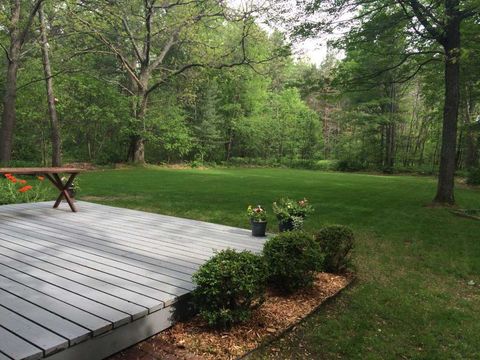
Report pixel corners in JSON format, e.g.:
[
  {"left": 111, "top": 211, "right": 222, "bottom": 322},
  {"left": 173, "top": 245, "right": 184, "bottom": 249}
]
[
  {"left": 0, "top": 228, "right": 193, "bottom": 288},
  {"left": 1, "top": 215, "right": 198, "bottom": 274},
  {"left": 0, "top": 289, "right": 90, "bottom": 345},
  {"left": 0, "top": 306, "right": 68, "bottom": 356},
  {"left": 0, "top": 252, "right": 154, "bottom": 315},
  {"left": 0, "top": 276, "right": 112, "bottom": 335},
  {"left": 0, "top": 224, "right": 193, "bottom": 282},
  {"left": 0, "top": 351, "right": 12, "bottom": 360},
  {"left": 0, "top": 240, "right": 175, "bottom": 304},
  {"left": 0, "top": 201, "right": 265, "bottom": 360},
  {"left": 0, "top": 326, "right": 43, "bottom": 360},
  {"left": 0, "top": 236, "right": 192, "bottom": 293},
  {"left": 0, "top": 265, "right": 131, "bottom": 327}
]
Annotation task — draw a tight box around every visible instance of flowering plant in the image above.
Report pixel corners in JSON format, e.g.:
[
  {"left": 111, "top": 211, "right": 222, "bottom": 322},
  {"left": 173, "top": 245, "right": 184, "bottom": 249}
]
[
  {"left": 61, "top": 176, "right": 81, "bottom": 193},
  {"left": 247, "top": 205, "right": 267, "bottom": 222},
  {"left": 0, "top": 174, "right": 51, "bottom": 205},
  {"left": 272, "top": 197, "right": 314, "bottom": 230}
]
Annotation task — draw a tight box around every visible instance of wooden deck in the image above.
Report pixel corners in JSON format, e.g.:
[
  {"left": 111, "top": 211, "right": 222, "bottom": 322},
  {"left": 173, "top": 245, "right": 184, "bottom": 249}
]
[{"left": 0, "top": 201, "right": 265, "bottom": 360}]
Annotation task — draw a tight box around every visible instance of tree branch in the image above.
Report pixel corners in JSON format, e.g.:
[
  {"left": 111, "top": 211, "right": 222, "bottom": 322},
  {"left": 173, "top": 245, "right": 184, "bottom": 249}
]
[
  {"left": 18, "top": 0, "right": 45, "bottom": 47},
  {"left": 397, "top": 0, "right": 444, "bottom": 43},
  {"left": 0, "top": 43, "right": 11, "bottom": 62},
  {"left": 122, "top": 17, "right": 144, "bottom": 63}
]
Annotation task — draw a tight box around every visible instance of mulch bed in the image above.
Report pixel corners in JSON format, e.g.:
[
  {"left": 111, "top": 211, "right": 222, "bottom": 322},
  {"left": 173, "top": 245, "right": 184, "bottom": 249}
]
[{"left": 110, "top": 273, "right": 352, "bottom": 360}]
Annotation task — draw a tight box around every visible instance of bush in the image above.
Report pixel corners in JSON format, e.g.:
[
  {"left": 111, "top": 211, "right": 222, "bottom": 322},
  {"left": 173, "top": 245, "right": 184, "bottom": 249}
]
[
  {"left": 335, "top": 159, "right": 365, "bottom": 172},
  {"left": 263, "top": 231, "right": 323, "bottom": 293},
  {"left": 192, "top": 249, "right": 266, "bottom": 329},
  {"left": 466, "top": 167, "right": 480, "bottom": 185},
  {"left": 315, "top": 225, "right": 354, "bottom": 273},
  {"left": 315, "top": 159, "right": 339, "bottom": 171}
]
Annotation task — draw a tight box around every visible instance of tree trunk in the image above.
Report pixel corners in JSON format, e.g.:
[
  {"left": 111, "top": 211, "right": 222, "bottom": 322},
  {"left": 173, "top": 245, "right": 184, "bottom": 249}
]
[
  {"left": 0, "top": 54, "right": 20, "bottom": 164},
  {"left": 0, "top": 0, "right": 22, "bottom": 164},
  {"left": 39, "top": 5, "right": 62, "bottom": 166},
  {"left": 464, "top": 84, "right": 478, "bottom": 168},
  {"left": 433, "top": 12, "right": 461, "bottom": 205},
  {"left": 127, "top": 91, "right": 148, "bottom": 164}
]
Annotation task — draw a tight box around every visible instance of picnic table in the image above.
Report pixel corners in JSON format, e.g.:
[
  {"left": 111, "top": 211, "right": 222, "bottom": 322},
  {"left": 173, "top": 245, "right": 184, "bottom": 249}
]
[{"left": 0, "top": 167, "right": 83, "bottom": 212}]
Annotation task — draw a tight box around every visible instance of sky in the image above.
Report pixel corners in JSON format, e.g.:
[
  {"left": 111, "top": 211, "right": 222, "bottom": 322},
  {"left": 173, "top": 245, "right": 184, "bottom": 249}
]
[{"left": 227, "top": 0, "right": 342, "bottom": 67}]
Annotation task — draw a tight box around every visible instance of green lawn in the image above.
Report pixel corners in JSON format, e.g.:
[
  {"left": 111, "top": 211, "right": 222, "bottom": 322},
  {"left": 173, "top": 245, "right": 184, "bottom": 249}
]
[{"left": 79, "top": 167, "right": 480, "bottom": 359}]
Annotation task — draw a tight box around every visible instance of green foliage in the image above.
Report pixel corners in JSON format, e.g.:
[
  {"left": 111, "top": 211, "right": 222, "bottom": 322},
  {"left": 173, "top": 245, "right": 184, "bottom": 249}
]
[
  {"left": 272, "top": 197, "right": 314, "bottom": 230},
  {"left": 192, "top": 249, "right": 266, "bottom": 329},
  {"left": 247, "top": 205, "right": 267, "bottom": 222},
  {"left": 263, "top": 231, "right": 323, "bottom": 293},
  {"left": 315, "top": 225, "right": 354, "bottom": 273},
  {"left": 336, "top": 159, "right": 366, "bottom": 172},
  {"left": 0, "top": 177, "right": 53, "bottom": 205},
  {"left": 466, "top": 167, "right": 480, "bottom": 185}
]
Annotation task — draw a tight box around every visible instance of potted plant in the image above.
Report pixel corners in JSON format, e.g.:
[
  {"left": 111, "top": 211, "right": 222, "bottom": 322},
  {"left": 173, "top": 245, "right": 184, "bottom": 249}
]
[
  {"left": 62, "top": 177, "right": 80, "bottom": 199},
  {"left": 247, "top": 205, "right": 268, "bottom": 237},
  {"left": 273, "top": 197, "right": 314, "bottom": 232}
]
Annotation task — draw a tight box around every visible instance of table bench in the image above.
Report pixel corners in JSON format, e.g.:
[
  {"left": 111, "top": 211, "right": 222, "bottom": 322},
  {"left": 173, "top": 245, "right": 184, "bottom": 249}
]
[{"left": 0, "top": 167, "right": 83, "bottom": 212}]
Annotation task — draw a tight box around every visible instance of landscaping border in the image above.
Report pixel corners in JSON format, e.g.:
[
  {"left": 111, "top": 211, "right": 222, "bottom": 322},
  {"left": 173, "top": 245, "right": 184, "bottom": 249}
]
[{"left": 240, "top": 275, "right": 357, "bottom": 359}]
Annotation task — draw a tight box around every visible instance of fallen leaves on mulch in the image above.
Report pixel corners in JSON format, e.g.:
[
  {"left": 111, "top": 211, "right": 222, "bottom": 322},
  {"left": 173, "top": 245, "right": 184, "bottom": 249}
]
[{"left": 111, "top": 273, "right": 351, "bottom": 360}]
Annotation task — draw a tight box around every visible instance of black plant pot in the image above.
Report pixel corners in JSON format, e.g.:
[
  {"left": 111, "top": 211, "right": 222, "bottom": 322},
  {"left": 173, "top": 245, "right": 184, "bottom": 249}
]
[
  {"left": 278, "top": 219, "right": 294, "bottom": 232},
  {"left": 66, "top": 186, "right": 76, "bottom": 199},
  {"left": 251, "top": 221, "right": 267, "bottom": 237}
]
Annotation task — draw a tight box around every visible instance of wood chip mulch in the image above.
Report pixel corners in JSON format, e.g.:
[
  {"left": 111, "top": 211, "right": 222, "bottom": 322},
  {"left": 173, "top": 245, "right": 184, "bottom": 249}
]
[{"left": 110, "top": 273, "right": 351, "bottom": 360}]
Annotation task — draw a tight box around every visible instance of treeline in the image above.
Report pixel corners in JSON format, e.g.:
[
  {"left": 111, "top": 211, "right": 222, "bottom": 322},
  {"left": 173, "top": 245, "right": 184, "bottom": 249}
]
[
  {"left": 1, "top": 1, "right": 479, "bottom": 184},
  {"left": 0, "top": 1, "right": 318, "bottom": 166}
]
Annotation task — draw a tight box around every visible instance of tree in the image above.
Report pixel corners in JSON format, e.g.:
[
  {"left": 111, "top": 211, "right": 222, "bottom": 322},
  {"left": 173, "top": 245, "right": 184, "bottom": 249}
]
[
  {"left": 38, "top": 2, "right": 61, "bottom": 166},
  {"left": 283, "top": 0, "right": 479, "bottom": 204},
  {"left": 72, "top": 0, "right": 280, "bottom": 163},
  {"left": 0, "top": 0, "right": 45, "bottom": 164}
]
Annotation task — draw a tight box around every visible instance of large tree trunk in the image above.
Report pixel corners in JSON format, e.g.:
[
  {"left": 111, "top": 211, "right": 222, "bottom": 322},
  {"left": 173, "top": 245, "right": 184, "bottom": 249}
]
[
  {"left": 39, "top": 5, "right": 62, "bottom": 166},
  {"left": 0, "top": 55, "right": 20, "bottom": 164},
  {"left": 433, "top": 14, "right": 461, "bottom": 205},
  {"left": 127, "top": 91, "right": 148, "bottom": 164},
  {"left": 0, "top": 2, "right": 22, "bottom": 165}
]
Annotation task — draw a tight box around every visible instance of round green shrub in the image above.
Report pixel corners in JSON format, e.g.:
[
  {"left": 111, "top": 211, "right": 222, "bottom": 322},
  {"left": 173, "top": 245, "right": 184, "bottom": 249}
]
[
  {"left": 192, "top": 249, "right": 266, "bottom": 329},
  {"left": 315, "top": 225, "right": 354, "bottom": 273},
  {"left": 263, "top": 231, "right": 323, "bottom": 293}
]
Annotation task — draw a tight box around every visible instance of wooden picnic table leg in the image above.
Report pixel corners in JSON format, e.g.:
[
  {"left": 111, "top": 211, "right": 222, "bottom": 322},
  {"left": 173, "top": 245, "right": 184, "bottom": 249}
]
[{"left": 44, "top": 173, "right": 78, "bottom": 212}]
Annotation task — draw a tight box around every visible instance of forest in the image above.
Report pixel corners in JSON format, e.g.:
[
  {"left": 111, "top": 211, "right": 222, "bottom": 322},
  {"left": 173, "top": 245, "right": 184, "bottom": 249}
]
[{"left": 1, "top": 0, "right": 479, "bottom": 204}]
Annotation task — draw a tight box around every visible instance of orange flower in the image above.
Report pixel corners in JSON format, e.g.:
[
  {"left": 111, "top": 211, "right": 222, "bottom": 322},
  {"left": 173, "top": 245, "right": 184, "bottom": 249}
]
[
  {"left": 18, "top": 185, "right": 32, "bottom": 193},
  {"left": 37, "top": 176, "right": 45, "bottom": 181},
  {"left": 19, "top": 179, "right": 27, "bottom": 184}
]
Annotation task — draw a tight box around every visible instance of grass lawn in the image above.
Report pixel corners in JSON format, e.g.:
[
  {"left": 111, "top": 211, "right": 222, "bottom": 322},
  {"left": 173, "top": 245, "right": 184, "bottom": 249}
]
[{"left": 79, "top": 167, "right": 480, "bottom": 359}]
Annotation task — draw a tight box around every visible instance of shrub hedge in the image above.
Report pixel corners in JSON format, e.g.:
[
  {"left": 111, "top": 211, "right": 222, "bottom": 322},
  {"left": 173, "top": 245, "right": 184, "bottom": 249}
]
[
  {"left": 315, "top": 225, "right": 354, "bottom": 273},
  {"left": 192, "top": 249, "right": 266, "bottom": 329},
  {"left": 263, "top": 231, "right": 323, "bottom": 293}
]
